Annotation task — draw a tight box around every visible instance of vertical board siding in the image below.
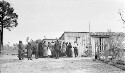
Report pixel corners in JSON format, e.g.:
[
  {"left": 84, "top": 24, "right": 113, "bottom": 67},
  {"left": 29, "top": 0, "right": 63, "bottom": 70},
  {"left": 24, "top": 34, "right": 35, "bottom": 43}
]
[{"left": 62, "top": 32, "right": 90, "bottom": 57}]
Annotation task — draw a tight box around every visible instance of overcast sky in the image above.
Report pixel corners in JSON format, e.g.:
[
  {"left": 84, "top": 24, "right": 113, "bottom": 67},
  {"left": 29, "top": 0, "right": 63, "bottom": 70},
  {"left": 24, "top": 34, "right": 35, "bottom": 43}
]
[{"left": 2, "top": 0, "right": 125, "bottom": 45}]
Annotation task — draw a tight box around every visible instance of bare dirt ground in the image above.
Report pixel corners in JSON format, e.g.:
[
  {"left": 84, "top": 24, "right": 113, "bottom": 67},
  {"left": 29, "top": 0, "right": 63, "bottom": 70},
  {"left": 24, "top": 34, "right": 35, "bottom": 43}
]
[{"left": 0, "top": 55, "right": 125, "bottom": 73}]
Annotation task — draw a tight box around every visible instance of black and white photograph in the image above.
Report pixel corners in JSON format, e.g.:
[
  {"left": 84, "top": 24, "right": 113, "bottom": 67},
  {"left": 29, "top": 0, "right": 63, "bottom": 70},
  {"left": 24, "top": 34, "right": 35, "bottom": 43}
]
[{"left": 0, "top": 0, "right": 125, "bottom": 73}]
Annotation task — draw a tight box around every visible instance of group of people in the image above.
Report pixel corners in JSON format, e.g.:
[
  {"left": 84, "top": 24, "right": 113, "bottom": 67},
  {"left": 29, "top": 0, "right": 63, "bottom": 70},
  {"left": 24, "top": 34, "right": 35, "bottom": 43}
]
[{"left": 18, "top": 40, "right": 79, "bottom": 60}]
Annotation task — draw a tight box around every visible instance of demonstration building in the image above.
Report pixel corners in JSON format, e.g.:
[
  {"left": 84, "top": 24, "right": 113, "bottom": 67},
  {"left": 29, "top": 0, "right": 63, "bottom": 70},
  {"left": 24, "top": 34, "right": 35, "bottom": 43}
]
[
  {"left": 59, "top": 32, "right": 90, "bottom": 57},
  {"left": 59, "top": 32, "right": 125, "bottom": 62}
]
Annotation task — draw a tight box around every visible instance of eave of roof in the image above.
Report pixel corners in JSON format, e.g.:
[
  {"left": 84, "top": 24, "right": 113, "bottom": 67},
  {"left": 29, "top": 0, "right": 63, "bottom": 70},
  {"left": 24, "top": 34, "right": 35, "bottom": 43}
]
[
  {"left": 42, "top": 39, "right": 63, "bottom": 40},
  {"left": 64, "top": 31, "right": 89, "bottom": 33}
]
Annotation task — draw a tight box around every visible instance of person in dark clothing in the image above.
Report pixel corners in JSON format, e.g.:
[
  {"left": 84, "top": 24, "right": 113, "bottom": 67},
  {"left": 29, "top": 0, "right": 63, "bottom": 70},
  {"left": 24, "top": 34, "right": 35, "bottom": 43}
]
[
  {"left": 18, "top": 41, "right": 24, "bottom": 60},
  {"left": 35, "top": 41, "right": 39, "bottom": 59},
  {"left": 38, "top": 42, "right": 43, "bottom": 58},
  {"left": 67, "top": 42, "right": 72, "bottom": 57},
  {"left": 54, "top": 40, "right": 61, "bottom": 59},
  {"left": 26, "top": 43, "right": 32, "bottom": 60},
  {"left": 65, "top": 42, "right": 68, "bottom": 57}
]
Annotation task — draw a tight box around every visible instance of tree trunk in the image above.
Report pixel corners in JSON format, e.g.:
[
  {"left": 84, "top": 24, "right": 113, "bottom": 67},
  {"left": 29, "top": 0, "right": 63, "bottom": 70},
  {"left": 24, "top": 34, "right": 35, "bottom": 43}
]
[{"left": 0, "top": 23, "right": 3, "bottom": 53}]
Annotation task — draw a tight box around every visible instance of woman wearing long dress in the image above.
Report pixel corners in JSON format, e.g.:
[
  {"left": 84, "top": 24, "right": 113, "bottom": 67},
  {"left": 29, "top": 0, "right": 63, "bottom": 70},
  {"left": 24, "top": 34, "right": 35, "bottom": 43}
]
[
  {"left": 38, "top": 42, "right": 43, "bottom": 58},
  {"left": 67, "top": 42, "right": 72, "bottom": 57},
  {"left": 47, "top": 42, "right": 52, "bottom": 57},
  {"left": 51, "top": 42, "right": 55, "bottom": 58},
  {"left": 18, "top": 41, "right": 24, "bottom": 60},
  {"left": 43, "top": 41, "right": 48, "bottom": 58},
  {"left": 26, "top": 43, "right": 32, "bottom": 60},
  {"left": 78, "top": 44, "right": 81, "bottom": 57},
  {"left": 61, "top": 42, "right": 66, "bottom": 57}
]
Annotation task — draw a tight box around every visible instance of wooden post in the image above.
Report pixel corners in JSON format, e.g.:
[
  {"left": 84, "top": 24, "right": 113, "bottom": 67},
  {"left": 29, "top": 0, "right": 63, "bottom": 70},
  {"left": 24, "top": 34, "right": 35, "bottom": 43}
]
[{"left": 89, "top": 21, "right": 92, "bottom": 56}]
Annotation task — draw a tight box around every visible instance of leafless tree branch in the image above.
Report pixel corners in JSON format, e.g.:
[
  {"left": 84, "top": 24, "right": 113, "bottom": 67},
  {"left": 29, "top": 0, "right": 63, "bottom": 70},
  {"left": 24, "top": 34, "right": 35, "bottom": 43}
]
[{"left": 118, "top": 9, "right": 125, "bottom": 23}]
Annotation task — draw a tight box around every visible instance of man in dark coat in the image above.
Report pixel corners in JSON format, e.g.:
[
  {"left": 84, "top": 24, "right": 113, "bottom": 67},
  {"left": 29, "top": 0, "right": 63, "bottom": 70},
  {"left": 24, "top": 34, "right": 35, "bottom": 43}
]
[
  {"left": 54, "top": 40, "right": 61, "bottom": 59},
  {"left": 35, "top": 41, "right": 39, "bottom": 59},
  {"left": 38, "top": 42, "right": 43, "bottom": 58},
  {"left": 65, "top": 42, "right": 68, "bottom": 57},
  {"left": 18, "top": 41, "right": 24, "bottom": 60}
]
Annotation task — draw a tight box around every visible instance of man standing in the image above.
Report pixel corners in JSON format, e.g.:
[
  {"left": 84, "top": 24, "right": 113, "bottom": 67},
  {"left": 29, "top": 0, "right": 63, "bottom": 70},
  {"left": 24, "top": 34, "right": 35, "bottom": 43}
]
[
  {"left": 18, "top": 41, "right": 24, "bottom": 60},
  {"left": 73, "top": 42, "right": 78, "bottom": 57},
  {"left": 38, "top": 42, "right": 43, "bottom": 58},
  {"left": 54, "top": 40, "right": 60, "bottom": 59}
]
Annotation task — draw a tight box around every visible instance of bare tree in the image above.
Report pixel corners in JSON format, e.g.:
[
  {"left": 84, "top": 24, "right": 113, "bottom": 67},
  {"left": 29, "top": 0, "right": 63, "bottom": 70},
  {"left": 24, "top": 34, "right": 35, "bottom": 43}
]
[
  {"left": 106, "top": 30, "right": 125, "bottom": 61},
  {"left": 118, "top": 9, "right": 125, "bottom": 23}
]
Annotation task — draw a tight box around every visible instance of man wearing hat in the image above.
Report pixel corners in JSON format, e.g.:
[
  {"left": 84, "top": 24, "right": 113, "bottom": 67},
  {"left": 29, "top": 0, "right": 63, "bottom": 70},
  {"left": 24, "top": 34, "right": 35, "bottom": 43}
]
[{"left": 54, "top": 40, "right": 61, "bottom": 59}]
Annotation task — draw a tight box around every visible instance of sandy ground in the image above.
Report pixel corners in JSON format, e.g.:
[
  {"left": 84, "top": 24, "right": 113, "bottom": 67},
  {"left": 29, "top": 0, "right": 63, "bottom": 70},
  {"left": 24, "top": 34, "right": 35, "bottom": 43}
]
[{"left": 0, "top": 55, "right": 125, "bottom": 73}]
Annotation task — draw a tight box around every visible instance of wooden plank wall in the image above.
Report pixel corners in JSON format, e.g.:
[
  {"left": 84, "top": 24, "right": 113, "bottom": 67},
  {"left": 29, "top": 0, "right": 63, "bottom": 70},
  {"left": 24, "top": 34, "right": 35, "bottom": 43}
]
[{"left": 64, "top": 32, "right": 90, "bottom": 56}]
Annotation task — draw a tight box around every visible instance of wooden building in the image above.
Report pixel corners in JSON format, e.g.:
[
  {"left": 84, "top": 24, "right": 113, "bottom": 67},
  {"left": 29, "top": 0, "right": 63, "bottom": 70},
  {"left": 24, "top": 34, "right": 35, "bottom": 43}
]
[
  {"left": 59, "top": 32, "right": 125, "bottom": 58},
  {"left": 90, "top": 32, "right": 125, "bottom": 59},
  {"left": 59, "top": 32, "right": 90, "bottom": 57},
  {"left": 90, "top": 32, "right": 111, "bottom": 58}
]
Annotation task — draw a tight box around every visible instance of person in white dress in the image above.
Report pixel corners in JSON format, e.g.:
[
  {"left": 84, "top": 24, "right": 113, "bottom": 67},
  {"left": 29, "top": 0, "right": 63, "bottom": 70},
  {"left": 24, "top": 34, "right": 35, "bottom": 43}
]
[
  {"left": 47, "top": 42, "right": 52, "bottom": 58},
  {"left": 61, "top": 42, "right": 66, "bottom": 57},
  {"left": 78, "top": 43, "right": 81, "bottom": 57}
]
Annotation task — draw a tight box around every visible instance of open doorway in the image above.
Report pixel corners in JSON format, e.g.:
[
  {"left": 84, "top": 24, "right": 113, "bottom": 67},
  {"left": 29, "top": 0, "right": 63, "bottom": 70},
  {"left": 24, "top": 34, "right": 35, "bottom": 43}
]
[{"left": 94, "top": 37, "right": 109, "bottom": 59}]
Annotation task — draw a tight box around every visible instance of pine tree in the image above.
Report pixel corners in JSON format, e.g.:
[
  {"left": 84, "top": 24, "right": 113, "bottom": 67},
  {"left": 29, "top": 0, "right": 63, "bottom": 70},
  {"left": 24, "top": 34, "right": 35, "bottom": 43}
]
[{"left": 0, "top": 0, "right": 18, "bottom": 53}]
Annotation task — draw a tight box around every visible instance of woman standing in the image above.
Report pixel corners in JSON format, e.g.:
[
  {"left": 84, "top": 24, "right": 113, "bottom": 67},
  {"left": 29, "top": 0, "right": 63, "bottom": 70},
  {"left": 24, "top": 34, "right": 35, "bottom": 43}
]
[
  {"left": 51, "top": 42, "right": 55, "bottom": 58},
  {"left": 47, "top": 42, "right": 52, "bottom": 58},
  {"left": 26, "top": 43, "right": 33, "bottom": 60},
  {"left": 61, "top": 42, "right": 66, "bottom": 57},
  {"left": 38, "top": 42, "right": 43, "bottom": 58},
  {"left": 18, "top": 41, "right": 24, "bottom": 60},
  {"left": 67, "top": 42, "right": 72, "bottom": 57},
  {"left": 42, "top": 41, "right": 48, "bottom": 58}
]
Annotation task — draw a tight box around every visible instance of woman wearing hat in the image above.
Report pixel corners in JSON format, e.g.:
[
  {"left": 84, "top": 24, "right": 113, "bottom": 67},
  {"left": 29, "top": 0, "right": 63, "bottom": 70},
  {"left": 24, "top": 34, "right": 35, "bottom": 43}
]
[
  {"left": 26, "top": 43, "right": 33, "bottom": 60},
  {"left": 18, "top": 41, "right": 25, "bottom": 60}
]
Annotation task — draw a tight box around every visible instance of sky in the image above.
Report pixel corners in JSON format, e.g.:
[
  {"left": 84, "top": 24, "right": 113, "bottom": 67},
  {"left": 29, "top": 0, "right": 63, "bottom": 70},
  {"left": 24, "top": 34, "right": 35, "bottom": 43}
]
[{"left": 1, "top": 0, "right": 125, "bottom": 45}]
